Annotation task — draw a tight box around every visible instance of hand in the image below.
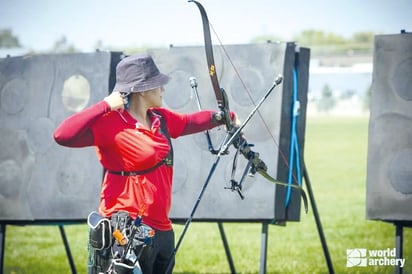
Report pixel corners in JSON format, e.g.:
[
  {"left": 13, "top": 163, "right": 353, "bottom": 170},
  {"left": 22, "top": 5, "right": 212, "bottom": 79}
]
[
  {"left": 230, "top": 111, "right": 241, "bottom": 127},
  {"left": 213, "top": 111, "right": 240, "bottom": 127},
  {"left": 104, "top": 91, "right": 126, "bottom": 111}
]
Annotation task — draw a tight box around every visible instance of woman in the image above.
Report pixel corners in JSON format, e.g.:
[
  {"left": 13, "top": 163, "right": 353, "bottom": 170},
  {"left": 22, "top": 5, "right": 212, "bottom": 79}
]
[{"left": 54, "top": 54, "right": 234, "bottom": 274}]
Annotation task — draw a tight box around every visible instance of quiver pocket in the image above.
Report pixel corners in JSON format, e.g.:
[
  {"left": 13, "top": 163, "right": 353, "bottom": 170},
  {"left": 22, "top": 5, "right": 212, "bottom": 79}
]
[{"left": 87, "top": 211, "right": 112, "bottom": 250}]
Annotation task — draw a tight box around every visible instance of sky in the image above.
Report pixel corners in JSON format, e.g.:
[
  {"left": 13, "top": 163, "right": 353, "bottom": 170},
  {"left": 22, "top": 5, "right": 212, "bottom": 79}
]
[{"left": 0, "top": 0, "right": 411, "bottom": 52}]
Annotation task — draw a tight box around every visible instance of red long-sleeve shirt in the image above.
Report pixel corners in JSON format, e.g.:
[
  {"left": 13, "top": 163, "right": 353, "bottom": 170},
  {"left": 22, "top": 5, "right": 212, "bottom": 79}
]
[{"left": 54, "top": 100, "right": 221, "bottom": 231}]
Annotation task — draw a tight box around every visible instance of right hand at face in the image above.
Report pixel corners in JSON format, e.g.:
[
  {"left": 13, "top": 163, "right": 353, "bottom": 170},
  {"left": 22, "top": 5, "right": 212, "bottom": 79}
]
[{"left": 104, "top": 91, "right": 126, "bottom": 111}]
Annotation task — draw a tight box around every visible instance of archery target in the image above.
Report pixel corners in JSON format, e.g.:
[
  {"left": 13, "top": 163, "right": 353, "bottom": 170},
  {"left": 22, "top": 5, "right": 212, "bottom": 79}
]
[
  {"left": 0, "top": 52, "right": 121, "bottom": 221},
  {"left": 366, "top": 33, "right": 412, "bottom": 222}
]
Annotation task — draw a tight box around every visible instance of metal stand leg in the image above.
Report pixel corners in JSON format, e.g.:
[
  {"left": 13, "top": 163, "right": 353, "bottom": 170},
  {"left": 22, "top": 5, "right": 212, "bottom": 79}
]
[
  {"left": 303, "top": 163, "right": 334, "bottom": 274},
  {"left": 259, "top": 223, "right": 268, "bottom": 274},
  {"left": 0, "top": 224, "right": 5, "bottom": 274},
  {"left": 217, "top": 222, "right": 236, "bottom": 274},
  {"left": 59, "top": 225, "right": 77, "bottom": 274},
  {"left": 395, "top": 223, "right": 403, "bottom": 274}
]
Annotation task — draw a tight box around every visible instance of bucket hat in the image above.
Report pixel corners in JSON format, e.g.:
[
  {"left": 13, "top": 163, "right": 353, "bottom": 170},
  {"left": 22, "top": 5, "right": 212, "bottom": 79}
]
[{"left": 113, "top": 54, "right": 170, "bottom": 93}]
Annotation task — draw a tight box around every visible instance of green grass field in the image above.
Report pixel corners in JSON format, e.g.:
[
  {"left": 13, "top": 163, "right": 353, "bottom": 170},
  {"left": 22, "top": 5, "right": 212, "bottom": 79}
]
[{"left": 3, "top": 116, "right": 412, "bottom": 273}]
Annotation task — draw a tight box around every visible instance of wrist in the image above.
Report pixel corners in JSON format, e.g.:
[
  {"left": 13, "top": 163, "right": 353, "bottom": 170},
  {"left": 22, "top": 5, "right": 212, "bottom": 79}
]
[
  {"left": 101, "top": 99, "right": 113, "bottom": 111},
  {"left": 211, "top": 111, "right": 224, "bottom": 123}
]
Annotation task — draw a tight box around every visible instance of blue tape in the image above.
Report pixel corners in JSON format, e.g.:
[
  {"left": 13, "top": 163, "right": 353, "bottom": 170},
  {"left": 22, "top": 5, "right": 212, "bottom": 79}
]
[{"left": 285, "top": 66, "right": 302, "bottom": 207}]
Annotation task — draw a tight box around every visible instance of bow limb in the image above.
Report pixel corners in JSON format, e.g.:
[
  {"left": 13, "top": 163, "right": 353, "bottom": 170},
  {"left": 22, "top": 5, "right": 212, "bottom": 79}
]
[
  {"left": 189, "top": 1, "right": 288, "bottom": 173},
  {"left": 257, "top": 165, "right": 308, "bottom": 213},
  {"left": 189, "top": 0, "right": 232, "bottom": 132}
]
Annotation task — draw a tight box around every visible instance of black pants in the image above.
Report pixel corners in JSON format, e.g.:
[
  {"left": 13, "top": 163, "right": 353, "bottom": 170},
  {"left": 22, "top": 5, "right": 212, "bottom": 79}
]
[{"left": 140, "top": 229, "right": 175, "bottom": 274}]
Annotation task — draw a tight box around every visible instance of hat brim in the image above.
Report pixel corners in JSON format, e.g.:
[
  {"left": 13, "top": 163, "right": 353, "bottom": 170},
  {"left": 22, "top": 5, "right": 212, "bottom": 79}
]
[{"left": 113, "top": 73, "right": 170, "bottom": 93}]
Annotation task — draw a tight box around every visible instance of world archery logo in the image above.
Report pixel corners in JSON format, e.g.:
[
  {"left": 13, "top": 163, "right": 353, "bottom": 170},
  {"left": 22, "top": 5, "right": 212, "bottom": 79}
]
[
  {"left": 346, "top": 249, "right": 367, "bottom": 267},
  {"left": 346, "top": 248, "right": 405, "bottom": 268}
]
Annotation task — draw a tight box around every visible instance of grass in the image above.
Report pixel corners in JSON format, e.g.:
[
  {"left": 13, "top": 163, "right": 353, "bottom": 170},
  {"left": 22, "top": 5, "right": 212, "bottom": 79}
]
[{"left": 3, "top": 116, "right": 412, "bottom": 273}]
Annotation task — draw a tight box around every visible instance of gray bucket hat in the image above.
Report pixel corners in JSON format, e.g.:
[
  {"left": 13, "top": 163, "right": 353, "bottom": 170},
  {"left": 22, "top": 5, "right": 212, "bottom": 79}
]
[{"left": 113, "top": 54, "right": 170, "bottom": 93}]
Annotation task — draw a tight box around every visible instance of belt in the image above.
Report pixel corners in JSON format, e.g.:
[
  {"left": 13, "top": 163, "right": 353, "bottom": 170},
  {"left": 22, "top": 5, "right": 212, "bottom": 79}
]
[
  {"left": 108, "top": 171, "right": 143, "bottom": 176},
  {"left": 107, "top": 159, "right": 166, "bottom": 177}
]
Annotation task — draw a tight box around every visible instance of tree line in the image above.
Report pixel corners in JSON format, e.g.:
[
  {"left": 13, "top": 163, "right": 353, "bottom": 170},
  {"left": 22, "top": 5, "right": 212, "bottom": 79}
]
[
  {"left": 251, "top": 30, "right": 374, "bottom": 55},
  {"left": 1, "top": 28, "right": 375, "bottom": 55}
]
